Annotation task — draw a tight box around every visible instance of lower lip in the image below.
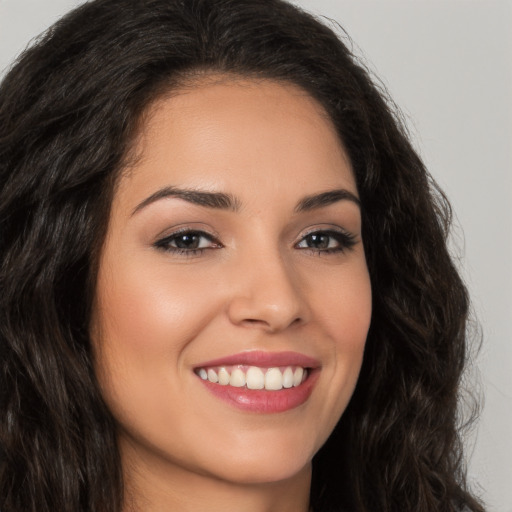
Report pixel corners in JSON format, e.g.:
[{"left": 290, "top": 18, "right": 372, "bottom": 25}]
[{"left": 197, "top": 370, "right": 319, "bottom": 413}]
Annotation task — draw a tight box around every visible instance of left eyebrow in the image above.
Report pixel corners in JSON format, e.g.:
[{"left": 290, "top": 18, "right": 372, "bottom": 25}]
[
  {"left": 131, "top": 186, "right": 241, "bottom": 216},
  {"left": 294, "top": 189, "right": 360, "bottom": 213}
]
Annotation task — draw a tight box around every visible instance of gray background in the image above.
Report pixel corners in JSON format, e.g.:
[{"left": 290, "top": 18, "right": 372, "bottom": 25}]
[{"left": 1, "top": 1, "right": 511, "bottom": 510}]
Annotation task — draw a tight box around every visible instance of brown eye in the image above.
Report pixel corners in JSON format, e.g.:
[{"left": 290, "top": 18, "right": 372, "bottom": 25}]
[
  {"left": 296, "top": 230, "right": 356, "bottom": 253},
  {"left": 172, "top": 233, "right": 202, "bottom": 249},
  {"left": 154, "top": 230, "right": 221, "bottom": 253},
  {"left": 303, "top": 233, "right": 332, "bottom": 249}
]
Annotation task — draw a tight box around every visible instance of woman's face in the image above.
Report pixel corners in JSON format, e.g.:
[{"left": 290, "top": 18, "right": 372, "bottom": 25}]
[{"left": 92, "top": 77, "right": 372, "bottom": 488}]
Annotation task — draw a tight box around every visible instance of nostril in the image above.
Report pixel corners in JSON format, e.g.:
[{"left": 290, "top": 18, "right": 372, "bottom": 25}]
[
  {"left": 241, "top": 318, "right": 274, "bottom": 328},
  {"left": 240, "top": 316, "right": 302, "bottom": 331},
  {"left": 226, "top": 286, "right": 308, "bottom": 332}
]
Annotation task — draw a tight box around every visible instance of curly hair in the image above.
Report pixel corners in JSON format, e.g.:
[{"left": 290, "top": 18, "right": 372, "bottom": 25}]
[{"left": 0, "top": 0, "right": 483, "bottom": 511}]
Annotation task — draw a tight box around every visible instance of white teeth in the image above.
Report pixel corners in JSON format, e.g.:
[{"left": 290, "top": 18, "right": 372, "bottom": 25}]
[
  {"left": 282, "top": 367, "right": 294, "bottom": 388},
  {"left": 207, "top": 368, "right": 218, "bottom": 383},
  {"left": 218, "top": 367, "right": 230, "bottom": 385},
  {"left": 293, "top": 367, "right": 304, "bottom": 387},
  {"left": 264, "top": 367, "right": 283, "bottom": 390},
  {"left": 246, "top": 366, "right": 265, "bottom": 389},
  {"left": 199, "top": 365, "right": 310, "bottom": 390},
  {"left": 229, "top": 368, "right": 246, "bottom": 387}
]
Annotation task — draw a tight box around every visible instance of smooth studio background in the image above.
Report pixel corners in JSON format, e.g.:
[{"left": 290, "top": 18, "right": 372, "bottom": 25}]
[{"left": 1, "top": 1, "right": 511, "bottom": 510}]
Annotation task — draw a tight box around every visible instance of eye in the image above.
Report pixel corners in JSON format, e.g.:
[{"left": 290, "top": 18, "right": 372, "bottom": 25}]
[
  {"left": 296, "top": 229, "right": 356, "bottom": 254},
  {"left": 154, "top": 229, "right": 221, "bottom": 254}
]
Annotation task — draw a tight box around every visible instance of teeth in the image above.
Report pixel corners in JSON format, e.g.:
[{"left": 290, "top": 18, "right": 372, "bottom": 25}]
[
  {"left": 229, "top": 368, "right": 246, "bottom": 387},
  {"left": 207, "top": 368, "right": 218, "bottom": 383},
  {"left": 264, "top": 367, "right": 283, "bottom": 390},
  {"left": 197, "top": 365, "right": 310, "bottom": 391},
  {"left": 293, "top": 367, "right": 304, "bottom": 387},
  {"left": 282, "top": 367, "right": 294, "bottom": 388},
  {"left": 246, "top": 366, "right": 265, "bottom": 389},
  {"left": 218, "top": 367, "right": 230, "bottom": 385}
]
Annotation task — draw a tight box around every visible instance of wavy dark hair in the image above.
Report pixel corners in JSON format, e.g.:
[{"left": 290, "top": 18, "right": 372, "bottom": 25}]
[{"left": 0, "top": 0, "right": 483, "bottom": 511}]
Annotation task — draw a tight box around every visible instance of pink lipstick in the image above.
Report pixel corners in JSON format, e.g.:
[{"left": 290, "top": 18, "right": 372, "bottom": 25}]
[{"left": 194, "top": 351, "right": 320, "bottom": 413}]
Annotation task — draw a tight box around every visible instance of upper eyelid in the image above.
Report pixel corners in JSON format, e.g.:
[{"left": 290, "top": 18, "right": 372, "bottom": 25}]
[
  {"left": 153, "top": 229, "right": 222, "bottom": 251},
  {"left": 153, "top": 225, "right": 358, "bottom": 248},
  {"left": 155, "top": 226, "right": 220, "bottom": 242},
  {"left": 295, "top": 228, "right": 358, "bottom": 250},
  {"left": 297, "top": 225, "right": 357, "bottom": 240}
]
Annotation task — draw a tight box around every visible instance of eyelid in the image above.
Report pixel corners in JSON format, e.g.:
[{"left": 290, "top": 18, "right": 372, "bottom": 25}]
[
  {"left": 153, "top": 222, "right": 220, "bottom": 241},
  {"left": 153, "top": 227, "right": 223, "bottom": 253},
  {"left": 151, "top": 223, "right": 358, "bottom": 256},
  {"left": 297, "top": 224, "right": 357, "bottom": 241},
  {"left": 295, "top": 225, "right": 358, "bottom": 253}
]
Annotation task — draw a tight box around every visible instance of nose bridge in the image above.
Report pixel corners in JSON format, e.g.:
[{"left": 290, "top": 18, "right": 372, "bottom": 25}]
[{"left": 226, "top": 239, "right": 307, "bottom": 332}]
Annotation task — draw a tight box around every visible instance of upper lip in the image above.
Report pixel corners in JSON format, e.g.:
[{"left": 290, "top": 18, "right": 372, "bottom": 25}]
[{"left": 195, "top": 350, "right": 320, "bottom": 369}]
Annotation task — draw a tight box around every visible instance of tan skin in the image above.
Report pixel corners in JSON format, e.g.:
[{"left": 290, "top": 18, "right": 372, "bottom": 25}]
[{"left": 91, "top": 76, "right": 372, "bottom": 512}]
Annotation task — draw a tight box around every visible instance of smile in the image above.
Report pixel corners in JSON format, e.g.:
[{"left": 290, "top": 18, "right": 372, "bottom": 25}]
[
  {"left": 194, "top": 351, "right": 320, "bottom": 413},
  {"left": 195, "top": 365, "right": 308, "bottom": 391}
]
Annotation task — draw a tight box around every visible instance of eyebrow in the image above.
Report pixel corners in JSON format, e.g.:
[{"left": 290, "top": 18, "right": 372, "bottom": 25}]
[
  {"left": 294, "top": 189, "right": 360, "bottom": 212},
  {"left": 131, "top": 186, "right": 241, "bottom": 215},
  {"left": 131, "top": 186, "right": 360, "bottom": 216}
]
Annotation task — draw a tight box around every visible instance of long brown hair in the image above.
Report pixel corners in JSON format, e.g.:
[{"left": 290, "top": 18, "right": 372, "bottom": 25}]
[{"left": 0, "top": 1, "right": 483, "bottom": 510}]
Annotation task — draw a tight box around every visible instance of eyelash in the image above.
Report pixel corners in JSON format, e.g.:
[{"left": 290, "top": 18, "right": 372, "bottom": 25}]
[
  {"left": 153, "top": 228, "right": 221, "bottom": 257},
  {"left": 153, "top": 228, "right": 357, "bottom": 257},
  {"left": 296, "top": 229, "right": 357, "bottom": 255}
]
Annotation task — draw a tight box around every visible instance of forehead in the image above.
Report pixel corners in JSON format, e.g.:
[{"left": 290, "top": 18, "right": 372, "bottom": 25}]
[{"left": 117, "top": 76, "right": 356, "bottom": 209}]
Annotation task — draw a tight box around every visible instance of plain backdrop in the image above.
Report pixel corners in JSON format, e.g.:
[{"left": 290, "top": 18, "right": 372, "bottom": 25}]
[{"left": 1, "top": 1, "right": 511, "bottom": 510}]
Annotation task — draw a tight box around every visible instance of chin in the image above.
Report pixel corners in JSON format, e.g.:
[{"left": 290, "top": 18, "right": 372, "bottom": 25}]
[
  {"left": 194, "top": 427, "right": 319, "bottom": 486},
  {"left": 207, "top": 455, "right": 312, "bottom": 486}
]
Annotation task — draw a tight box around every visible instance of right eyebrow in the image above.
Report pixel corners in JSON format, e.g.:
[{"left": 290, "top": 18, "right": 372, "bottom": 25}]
[
  {"left": 294, "top": 189, "right": 360, "bottom": 213},
  {"left": 131, "top": 186, "right": 241, "bottom": 216}
]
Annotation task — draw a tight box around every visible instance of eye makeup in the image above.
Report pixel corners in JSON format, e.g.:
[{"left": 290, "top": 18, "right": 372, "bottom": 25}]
[
  {"left": 153, "top": 227, "right": 222, "bottom": 256},
  {"left": 152, "top": 224, "right": 358, "bottom": 258},
  {"left": 294, "top": 227, "right": 357, "bottom": 255}
]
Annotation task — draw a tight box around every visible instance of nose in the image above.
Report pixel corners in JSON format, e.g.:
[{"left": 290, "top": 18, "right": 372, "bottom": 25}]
[{"left": 226, "top": 249, "right": 309, "bottom": 333}]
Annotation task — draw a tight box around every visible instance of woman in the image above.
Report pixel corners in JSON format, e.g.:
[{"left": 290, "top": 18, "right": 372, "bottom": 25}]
[{"left": 0, "top": 0, "right": 484, "bottom": 511}]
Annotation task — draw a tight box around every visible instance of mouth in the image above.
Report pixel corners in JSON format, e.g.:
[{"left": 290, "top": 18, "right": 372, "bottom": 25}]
[
  {"left": 194, "top": 351, "right": 320, "bottom": 413},
  {"left": 195, "top": 365, "right": 309, "bottom": 391}
]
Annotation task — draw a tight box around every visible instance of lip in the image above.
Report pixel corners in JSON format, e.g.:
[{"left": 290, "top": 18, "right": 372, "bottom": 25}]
[
  {"left": 195, "top": 350, "right": 320, "bottom": 369},
  {"left": 194, "top": 351, "right": 320, "bottom": 413}
]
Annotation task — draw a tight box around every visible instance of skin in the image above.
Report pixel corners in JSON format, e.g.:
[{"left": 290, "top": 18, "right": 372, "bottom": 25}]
[{"left": 91, "top": 76, "right": 372, "bottom": 512}]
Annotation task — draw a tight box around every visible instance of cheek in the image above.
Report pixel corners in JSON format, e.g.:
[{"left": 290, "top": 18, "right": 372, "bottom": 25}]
[
  {"left": 90, "top": 256, "right": 222, "bottom": 440},
  {"left": 90, "top": 254, "right": 226, "bottom": 436},
  {"left": 307, "top": 261, "right": 371, "bottom": 429},
  {"left": 313, "top": 258, "right": 372, "bottom": 347},
  {"left": 93, "top": 255, "right": 221, "bottom": 360},
  {"left": 333, "top": 267, "right": 371, "bottom": 371}
]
